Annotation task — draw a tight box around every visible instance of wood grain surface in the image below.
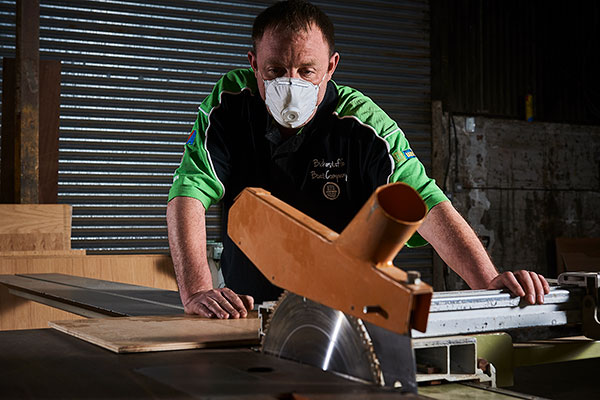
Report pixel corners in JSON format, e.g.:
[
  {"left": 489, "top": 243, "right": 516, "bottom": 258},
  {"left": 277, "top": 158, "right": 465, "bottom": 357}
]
[
  {"left": 0, "top": 204, "right": 72, "bottom": 251},
  {"left": 0, "top": 250, "right": 86, "bottom": 257},
  {"left": 49, "top": 313, "right": 260, "bottom": 353}
]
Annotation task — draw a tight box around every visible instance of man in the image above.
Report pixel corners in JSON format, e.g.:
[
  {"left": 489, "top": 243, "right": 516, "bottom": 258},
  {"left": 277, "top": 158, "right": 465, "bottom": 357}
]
[{"left": 167, "top": 0, "right": 549, "bottom": 319}]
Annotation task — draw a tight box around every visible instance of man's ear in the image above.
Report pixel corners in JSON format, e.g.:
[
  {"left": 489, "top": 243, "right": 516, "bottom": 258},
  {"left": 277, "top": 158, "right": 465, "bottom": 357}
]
[
  {"left": 248, "top": 51, "right": 258, "bottom": 73},
  {"left": 328, "top": 52, "right": 340, "bottom": 78}
]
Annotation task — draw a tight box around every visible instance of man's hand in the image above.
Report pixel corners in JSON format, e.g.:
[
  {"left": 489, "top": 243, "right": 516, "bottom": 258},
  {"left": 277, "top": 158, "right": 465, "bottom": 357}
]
[
  {"left": 419, "top": 202, "right": 551, "bottom": 304},
  {"left": 168, "top": 198, "right": 254, "bottom": 319},
  {"left": 487, "top": 270, "right": 550, "bottom": 304},
  {"left": 184, "top": 288, "right": 254, "bottom": 319}
]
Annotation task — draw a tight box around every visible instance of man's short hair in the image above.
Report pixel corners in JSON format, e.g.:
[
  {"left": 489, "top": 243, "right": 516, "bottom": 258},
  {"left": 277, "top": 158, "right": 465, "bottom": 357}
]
[{"left": 252, "top": 0, "right": 335, "bottom": 55}]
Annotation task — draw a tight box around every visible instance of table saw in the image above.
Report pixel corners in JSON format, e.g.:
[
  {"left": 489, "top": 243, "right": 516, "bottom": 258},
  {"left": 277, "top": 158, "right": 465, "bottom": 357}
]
[{"left": 2, "top": 183, "right": 599, "bottom": 399}]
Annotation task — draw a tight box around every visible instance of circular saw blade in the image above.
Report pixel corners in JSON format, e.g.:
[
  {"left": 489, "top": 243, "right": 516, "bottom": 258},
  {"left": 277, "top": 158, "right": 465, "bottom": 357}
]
[{"left": 261, "top": 291, "right": 383, "bottom": 385}]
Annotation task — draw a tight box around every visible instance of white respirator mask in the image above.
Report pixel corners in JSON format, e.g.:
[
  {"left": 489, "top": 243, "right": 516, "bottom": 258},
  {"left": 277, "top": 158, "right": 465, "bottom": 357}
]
[{"left": 263, "top": 76, "right": 324, "bottom": 129}]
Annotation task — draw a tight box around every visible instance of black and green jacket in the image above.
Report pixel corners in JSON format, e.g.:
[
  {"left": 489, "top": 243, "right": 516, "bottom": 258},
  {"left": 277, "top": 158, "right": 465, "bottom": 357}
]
[{"left": 169, "top": 68, "right": 448, "bottom": 302}]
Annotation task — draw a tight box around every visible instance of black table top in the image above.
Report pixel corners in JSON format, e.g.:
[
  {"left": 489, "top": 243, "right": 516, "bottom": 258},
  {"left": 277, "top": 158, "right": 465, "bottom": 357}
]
[{"left": 0, "top": 328, "right": 423, "bottom": 399}]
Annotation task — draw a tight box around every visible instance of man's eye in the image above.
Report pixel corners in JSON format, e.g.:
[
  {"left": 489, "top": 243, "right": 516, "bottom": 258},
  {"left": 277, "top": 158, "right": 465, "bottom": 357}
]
[{"left": 267, "top": 68, "right": 283, "bottom": 76}]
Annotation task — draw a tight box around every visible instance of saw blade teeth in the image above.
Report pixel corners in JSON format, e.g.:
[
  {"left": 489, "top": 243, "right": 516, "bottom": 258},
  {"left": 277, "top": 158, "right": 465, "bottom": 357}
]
[
  {"left": 351, "top": 316, "right": 385, "bottom": 386},
  {"left": 259, "top": 290, "right": 289, "bottom": 351}
]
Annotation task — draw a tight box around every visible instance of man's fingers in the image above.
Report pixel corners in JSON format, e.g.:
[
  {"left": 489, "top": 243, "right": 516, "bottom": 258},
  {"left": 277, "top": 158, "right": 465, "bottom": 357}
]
[
  {"left": 204, "top": 294, "right": 237, "bottom": 319},
  {"left": 500, "top": 271, "right": 526, "bottom": 298},
  {"left": 196, "top": 303, "right": 215, "bottom": 318},
  {"left": 514, "top": 270, "right": 536, "bottom": 304},
  {"left": 540, "top": 274, "right": 550, "bottom": 294},
  {"left": 221, "top": 288, "right": 249, "bottom": 318},
  {"left": 184, "top": 297, "right": 214, "bottom": 318},
  {"left": 184, "top": 288, "right": 255, "bottom": 318},
  {"left": 487, "top": 270, "right": 549, "bottom": 305},
  {"left": 240, "top": 295, "right": 255, "bottom": 312},
  {"left": 528, "top": 271, "right": 545, "bottom": 304}
]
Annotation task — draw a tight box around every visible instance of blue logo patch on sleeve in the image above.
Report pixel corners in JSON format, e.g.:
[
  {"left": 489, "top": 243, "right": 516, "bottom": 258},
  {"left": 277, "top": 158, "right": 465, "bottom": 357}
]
[
  {"left": 403, "top": 149, "right": 416, "bottom": 159},
  {"left": 186, "top": 129, "right": 197, "bottom": 145}
]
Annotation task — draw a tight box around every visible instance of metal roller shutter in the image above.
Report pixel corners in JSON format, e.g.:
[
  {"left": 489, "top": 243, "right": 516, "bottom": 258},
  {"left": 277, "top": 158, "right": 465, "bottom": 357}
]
[{"left": 0, "top": 0, "right": 433, "bottom": 282}]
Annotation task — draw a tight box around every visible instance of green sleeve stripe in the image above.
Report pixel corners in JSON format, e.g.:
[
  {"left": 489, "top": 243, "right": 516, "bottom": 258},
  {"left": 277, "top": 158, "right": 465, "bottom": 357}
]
[
  {"left": 382, "top": 127, "right": 402, "bottom": 140},
  {"left": 333, "top": 81, "right": 449, "bottom": 248},
  {"left": 199, "top": 68, "right": 258, "bottom": 116},
  {"left": 334, "top": 82, "right": 401, "bottom": 137}
]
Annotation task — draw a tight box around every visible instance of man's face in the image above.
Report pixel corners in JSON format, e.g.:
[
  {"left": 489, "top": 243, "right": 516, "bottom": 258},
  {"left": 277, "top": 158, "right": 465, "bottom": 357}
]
[{"left": 248, "top": 24, "right": 339, "bottom": 123}]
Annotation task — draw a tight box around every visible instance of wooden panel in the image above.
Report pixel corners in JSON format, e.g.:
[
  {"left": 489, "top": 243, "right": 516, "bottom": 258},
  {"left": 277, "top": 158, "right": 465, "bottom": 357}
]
[
  {"left": 0, "top": 250, "right": 86, "bottom": 257},
  {"left": 0, "top": 204, "right": 72, "bottom": 251},
  {"left": 49, "top": 313, "right": 259, "bottom": 353},
  {"left": 0, "top": 254, "right": 177, "bottom": 330}
]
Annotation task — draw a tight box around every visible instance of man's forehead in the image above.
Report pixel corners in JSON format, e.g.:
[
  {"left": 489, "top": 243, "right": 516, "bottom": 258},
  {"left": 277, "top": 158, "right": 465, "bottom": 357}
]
[
  {"left": 256, "top": 24, "right": 328, "bottom": 52},
  {"left": 262, "top": 56, "right": 319, "bottom": 67}
]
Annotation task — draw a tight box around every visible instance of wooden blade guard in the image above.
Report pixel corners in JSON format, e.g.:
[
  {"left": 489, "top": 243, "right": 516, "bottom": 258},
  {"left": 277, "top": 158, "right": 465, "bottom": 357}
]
[{"left": 228, "top": 182, "right": 432, "bottom": 335}]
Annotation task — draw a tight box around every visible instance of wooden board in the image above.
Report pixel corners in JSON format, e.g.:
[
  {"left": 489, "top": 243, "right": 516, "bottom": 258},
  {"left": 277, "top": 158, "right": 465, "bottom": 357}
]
[
  {"left": 0, "top": 204, "right": 72, "bottom": 251},
  {"left": 0, "top": 250, "right": 86, "bottom": 257},
  {"left": 49, "top": 313, "right": 260, "bottom": 353}
]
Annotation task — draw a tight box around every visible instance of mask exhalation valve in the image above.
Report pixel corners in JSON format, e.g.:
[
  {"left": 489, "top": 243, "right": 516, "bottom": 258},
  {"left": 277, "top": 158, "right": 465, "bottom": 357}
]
[{"left": 282, "top": 107, "right": 300, "bottom": 123}]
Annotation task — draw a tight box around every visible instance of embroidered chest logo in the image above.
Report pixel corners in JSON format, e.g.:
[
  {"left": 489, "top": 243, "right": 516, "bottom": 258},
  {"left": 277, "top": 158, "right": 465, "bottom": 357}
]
[
  {"left": 322, "top": 182, "right": 340, "bottom": 200},
  {"left": 310, "top": 158, "right": 347, "bottom": 182},
  {"left": 309, "top": 158, "right": 347, "bottom": 200}
]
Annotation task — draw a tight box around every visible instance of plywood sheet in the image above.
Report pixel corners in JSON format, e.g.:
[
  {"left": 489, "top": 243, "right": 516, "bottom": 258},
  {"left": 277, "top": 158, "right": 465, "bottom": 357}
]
[
  {"left": 49, "top": 313, "right": 260, "bottom": 353},
  {"left": 0, "top": 204, "right": 72, "bottom": 251}
]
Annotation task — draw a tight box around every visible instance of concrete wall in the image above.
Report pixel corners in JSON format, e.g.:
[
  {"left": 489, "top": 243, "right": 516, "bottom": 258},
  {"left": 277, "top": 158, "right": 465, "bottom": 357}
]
[{"left": 432, "top": 101, "right": 600, "bottom": 289}]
